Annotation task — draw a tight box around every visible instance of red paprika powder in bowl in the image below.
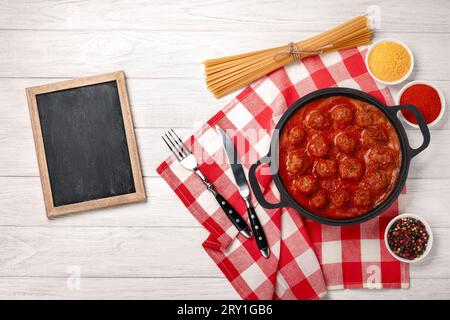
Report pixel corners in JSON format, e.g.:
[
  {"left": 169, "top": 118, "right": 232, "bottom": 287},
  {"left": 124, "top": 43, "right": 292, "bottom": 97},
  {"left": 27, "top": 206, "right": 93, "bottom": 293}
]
[{"left": 397, "top": 80, "right": 445, "bottom": 128}]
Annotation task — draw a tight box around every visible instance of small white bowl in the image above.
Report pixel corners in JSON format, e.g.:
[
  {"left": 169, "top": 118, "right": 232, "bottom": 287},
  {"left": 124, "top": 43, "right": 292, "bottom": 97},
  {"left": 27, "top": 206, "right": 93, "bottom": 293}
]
[
  {"left": 384, "top": 213, "right": 433, "bottom": 263},
  {"left": 396, "top": 80, "right": 446, "bottom": 128},
  {"left": 365, "top": 38, "right": 414, "bottom": 86}
]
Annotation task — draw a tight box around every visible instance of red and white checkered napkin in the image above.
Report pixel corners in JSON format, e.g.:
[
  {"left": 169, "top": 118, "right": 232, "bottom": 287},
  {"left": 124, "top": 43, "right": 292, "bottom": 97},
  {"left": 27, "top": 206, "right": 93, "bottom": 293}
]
[{"left": 157, "top": 47, "right": 409, "bottom": 299}]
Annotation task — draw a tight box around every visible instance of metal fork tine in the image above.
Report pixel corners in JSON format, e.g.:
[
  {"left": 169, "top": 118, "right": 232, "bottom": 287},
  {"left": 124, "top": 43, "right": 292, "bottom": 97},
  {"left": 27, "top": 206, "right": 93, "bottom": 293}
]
[
  {"left": 168, "top": 130, "right": 189, "bottom": 157},
  {"left": 170, "top": 128, "right": 192, "bottom": 155},
  {"left": 161, "top": 135, "right": 181, "bottom": 161},
  {"left": 164, "top": 132, "right": 185, "bottom": 160}
]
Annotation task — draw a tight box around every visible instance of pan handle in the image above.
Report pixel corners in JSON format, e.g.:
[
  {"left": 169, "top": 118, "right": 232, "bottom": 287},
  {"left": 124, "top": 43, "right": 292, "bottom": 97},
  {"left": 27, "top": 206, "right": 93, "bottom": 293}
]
[
  {"left": 388, "top": 104, "right": 431, "bottom": 159},
  {"left": 248, "top": 156, "right": 288, "bottom": 209}
]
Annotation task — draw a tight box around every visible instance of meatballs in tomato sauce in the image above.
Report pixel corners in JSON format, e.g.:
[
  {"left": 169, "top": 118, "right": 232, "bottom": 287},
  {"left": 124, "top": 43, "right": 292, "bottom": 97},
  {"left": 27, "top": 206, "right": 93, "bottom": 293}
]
[
  {"left": 315, "top": 159, "right": 337, "bottom": 179},
  {"left": 366, "top": 170, "right": 389, "bottom": 192},
  {"left": 330, "top": 190, "right": 350, "bottom": 208},
  {"left": 331, "top": 104, "right": 354, "bottom": 127},
  {"left": 339, "top": 157, "right": 364, "bottom": 180},
  {"left": 335, "top": 132, "right": 357, "bottom": 154},
  {"left": 288, "top": 125, "right": 306, "bottom": 146},
  {"left": 293, "top": 175, "right": 316, "bottom": 194},
  {"left": 279, "top": 96, "right": 401, "bottom": 219},
  {"left": 308, "top": 135, "right": 329, "bottom": 158},
  {"left": 355, "top": 107, "right": 374, "bottom": 127},
  {"left": 354, "top": 189, "right": 372, "bottom": 208},
  {"left": 305, "top": 111, "right": 329, "bottom": 130},
  {"left": 361, "top": 126, "right": 389, "bottom": 147},
  {"left": 368, "top": 146, "right": 396, "bottom": 169},
  {"left": 285, "top": 149, "right": 310, "bottom": 175},
  {"left": 310, "top": 191, "right": 328, "bottom": 209}
]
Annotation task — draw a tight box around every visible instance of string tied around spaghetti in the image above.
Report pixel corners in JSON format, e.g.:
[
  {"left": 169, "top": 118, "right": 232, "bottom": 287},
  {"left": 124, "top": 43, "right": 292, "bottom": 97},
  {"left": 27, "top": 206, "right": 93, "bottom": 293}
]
[{"left": 273, "top": 42, "right": 334, "bottom": 62}]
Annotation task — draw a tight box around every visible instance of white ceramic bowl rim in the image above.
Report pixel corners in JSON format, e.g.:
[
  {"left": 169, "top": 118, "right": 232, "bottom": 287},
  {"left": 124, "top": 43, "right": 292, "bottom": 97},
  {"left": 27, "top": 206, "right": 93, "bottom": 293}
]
[
  {"left": 396, "top": 80, "right": 446, "bottom": 128},
  {"left": 365, "top": 38, "right": 414, "bottom": 86},
  {"left": 384, "top": 213, "right": 433, "bottom": 263}
]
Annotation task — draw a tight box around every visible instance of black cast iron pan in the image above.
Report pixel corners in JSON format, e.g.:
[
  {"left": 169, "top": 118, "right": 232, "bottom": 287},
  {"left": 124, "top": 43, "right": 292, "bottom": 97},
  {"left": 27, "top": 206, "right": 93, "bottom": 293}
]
[{"left": 248, "top": 87, "right": 430, "bottom": 226}]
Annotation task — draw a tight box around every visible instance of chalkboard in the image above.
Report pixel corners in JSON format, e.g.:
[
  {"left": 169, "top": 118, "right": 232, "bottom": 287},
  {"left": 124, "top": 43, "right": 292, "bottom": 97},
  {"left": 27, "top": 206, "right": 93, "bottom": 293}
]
[{"left": 26, "top": 72, "right": 146, "bottom": 217}]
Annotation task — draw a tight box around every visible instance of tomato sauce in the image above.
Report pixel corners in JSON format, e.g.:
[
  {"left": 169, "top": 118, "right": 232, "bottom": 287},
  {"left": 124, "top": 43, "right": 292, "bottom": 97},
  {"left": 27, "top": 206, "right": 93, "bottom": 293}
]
[
  {"left": 400, "top": 84, "right": 442, "bottom": 125},
  {"left": 279, "top": 96, "right": 401, "bottom": 219}
]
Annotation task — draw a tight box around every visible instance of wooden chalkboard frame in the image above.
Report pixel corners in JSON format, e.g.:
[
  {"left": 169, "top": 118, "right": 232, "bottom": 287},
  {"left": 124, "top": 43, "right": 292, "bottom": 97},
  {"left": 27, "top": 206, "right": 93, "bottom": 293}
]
[{"left": 26, "top": 71, "right": 146, "bottom": 218}]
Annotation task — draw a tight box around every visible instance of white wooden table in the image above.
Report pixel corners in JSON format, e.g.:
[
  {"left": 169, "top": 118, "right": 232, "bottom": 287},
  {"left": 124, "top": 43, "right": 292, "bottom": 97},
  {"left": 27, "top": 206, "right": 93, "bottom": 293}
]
[{"left": 0, "top": 0, "right": 449, "bottom": 299}]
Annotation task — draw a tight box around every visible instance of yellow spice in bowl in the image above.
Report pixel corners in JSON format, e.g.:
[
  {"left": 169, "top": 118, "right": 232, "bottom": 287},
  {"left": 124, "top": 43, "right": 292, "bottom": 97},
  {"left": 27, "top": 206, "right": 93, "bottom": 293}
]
[{"left": 368, "top": 41, "right": 412, "bottom": 82}]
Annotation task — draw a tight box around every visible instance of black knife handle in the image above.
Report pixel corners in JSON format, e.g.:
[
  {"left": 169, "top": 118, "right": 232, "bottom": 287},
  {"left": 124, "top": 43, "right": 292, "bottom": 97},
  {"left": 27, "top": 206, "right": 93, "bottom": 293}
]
[
  {"left": 247, "top": 205, "right": 270, "bottom": 258},
  {"left": 214, "top": 193, "right": 251, "bottom": 236}
]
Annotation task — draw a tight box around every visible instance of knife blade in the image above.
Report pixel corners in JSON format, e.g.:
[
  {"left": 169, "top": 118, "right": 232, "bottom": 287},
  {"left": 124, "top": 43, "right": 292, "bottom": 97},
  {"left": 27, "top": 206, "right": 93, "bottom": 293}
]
[{"left": 216, "top": 126, "right": 270, "bottom": 258}]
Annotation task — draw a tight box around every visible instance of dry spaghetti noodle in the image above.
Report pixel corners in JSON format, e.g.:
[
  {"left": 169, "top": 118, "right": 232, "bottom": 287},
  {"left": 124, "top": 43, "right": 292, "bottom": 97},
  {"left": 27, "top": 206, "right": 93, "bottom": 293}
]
[{"left": 203, "top": 15, "right": 373, "bottom": 98}]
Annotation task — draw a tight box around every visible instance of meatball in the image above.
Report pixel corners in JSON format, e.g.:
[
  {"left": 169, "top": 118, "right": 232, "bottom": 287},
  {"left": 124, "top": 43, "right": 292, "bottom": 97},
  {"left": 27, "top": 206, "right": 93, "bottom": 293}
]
[
  {"left": 286, "top": 149, "right": 310, "bottom": 175},
  {"left": 315, "top": 159, "right": 337, "bottom": 179},
  {"left": 308, "top": 135, "right": 329, "bottom": 158},
  {"left": 354, "top": 189, "right": 372, "bottom": 207},
  {"left": 306, "top": 111, "right": 329, "bottom": 130},
  {"left": 335, "top": 132, "right": 357, "bottom": 154},
  {"left": 331, "top": 105, "right": 354, "bottom": 127},
  {"left": 330, "top": 189, "right": 350, "bottom": 208},
  {"left": 355, "top": 108, "right": 374, "bottom": 127},
  {"left": 361, "top": 126, "right": 388, "bottom": 147},
  {"left": 339, "top": 157, "right": 364, "bottom": 180},
  {"left": 320, "top": 179, "right": 340, "bottom": 193},
  {"left": 310, "top": 191, "right": 329, "bottom": 209},
  {"left": 366, "top": 170, "right": 389, "bottom": 192},
  {"left": 293, "top": 175, "right": 316, "bottom": 194},
  {"left": 368, "top": 146, "right": 395, "bottom": 169},
  {"left": 288, "top": 125, "right": 306, "bottom": 146}
]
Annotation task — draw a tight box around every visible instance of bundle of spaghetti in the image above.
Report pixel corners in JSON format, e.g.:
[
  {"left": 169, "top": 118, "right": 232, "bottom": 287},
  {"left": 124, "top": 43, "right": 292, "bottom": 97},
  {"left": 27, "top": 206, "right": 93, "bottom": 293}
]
[{"left": 203, "top": 15, "right": 373, "bottom": 98}]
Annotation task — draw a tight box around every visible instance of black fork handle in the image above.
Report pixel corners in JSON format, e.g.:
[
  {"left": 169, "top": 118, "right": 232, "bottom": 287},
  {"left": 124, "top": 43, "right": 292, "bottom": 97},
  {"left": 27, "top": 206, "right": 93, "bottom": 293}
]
[
  {"left": 214, "top": 192, "right": 252, "bottom": 238},
  {"left": 195, "top": 170, "right": 252, "bottom": 238}
]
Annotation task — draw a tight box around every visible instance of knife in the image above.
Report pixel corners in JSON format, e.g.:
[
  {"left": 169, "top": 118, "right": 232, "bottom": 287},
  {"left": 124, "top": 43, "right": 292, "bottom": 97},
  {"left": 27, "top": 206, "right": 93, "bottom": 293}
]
[{"left": 216, "top": 126, "right": 270, "bottom": 258}]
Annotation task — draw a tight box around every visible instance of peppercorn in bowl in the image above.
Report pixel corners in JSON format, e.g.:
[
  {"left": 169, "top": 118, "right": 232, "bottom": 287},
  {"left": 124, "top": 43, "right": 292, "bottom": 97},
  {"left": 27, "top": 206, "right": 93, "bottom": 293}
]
[{"left": 384, "top": 213, "right": 433, "bottom": 263}]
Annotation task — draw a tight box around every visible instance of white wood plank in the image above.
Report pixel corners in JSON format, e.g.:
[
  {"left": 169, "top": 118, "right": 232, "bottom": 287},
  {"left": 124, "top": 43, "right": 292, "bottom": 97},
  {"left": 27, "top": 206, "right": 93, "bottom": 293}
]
[
  {"left": 0, "top": 276, "right": 449, "bottom": 300},
  {"left": 0, "top": 177, "right": 449, "bottom": 228},
  {"left": 0, "top": 78, "right": 230, "bottom": 129},
  {"left": 0, "top": 78, "right": 447, "bottom": 130},
  {"left": 0, "top": 225, "right": 447, "bottom": 279},
  {"left": 0, "top": 30, "right": 448, "bottom": 80},
  {"left": 0, "top": 126, "right": 446, "bottom": 178},
  {"left": 0, "top": 226, "right": 219, "bottom": 278},
  {"left": 0, "top": 177, "right": 198, "bottom": 227},
  {"left": 0, "top": 276, "right": 239, "bottom": 300},
  {"left": 0, "top": 277, "right": 448, "bottom": 300},
  {"left": 402, "top": 178, "right": 450, "bottom": 228},
  {"left": 327, "top": 279, "right": 450, "bottom": 300},
  {"left": 0, "top": 0, "right": 448, "bottom": 33}
]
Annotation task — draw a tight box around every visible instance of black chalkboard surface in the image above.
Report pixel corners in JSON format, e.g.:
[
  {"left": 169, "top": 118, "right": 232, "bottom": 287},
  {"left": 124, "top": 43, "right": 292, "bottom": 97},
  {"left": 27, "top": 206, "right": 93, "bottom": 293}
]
[{"left": 27, "top": 72, "right": 145, "bottom": 217}]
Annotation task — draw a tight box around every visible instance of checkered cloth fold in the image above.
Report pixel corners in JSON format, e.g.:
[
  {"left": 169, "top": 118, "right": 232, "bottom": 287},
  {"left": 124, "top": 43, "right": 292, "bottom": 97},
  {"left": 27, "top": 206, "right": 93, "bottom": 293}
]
[{"left": 157, "top": 47, "right": 409, "bottom": 300}]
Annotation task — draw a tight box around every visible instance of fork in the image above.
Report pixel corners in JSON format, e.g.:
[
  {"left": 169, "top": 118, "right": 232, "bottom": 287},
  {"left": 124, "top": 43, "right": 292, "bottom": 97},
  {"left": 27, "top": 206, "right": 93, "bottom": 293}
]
[{"left": 162, "top": 129, "right": 252, "bottom": 239}]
